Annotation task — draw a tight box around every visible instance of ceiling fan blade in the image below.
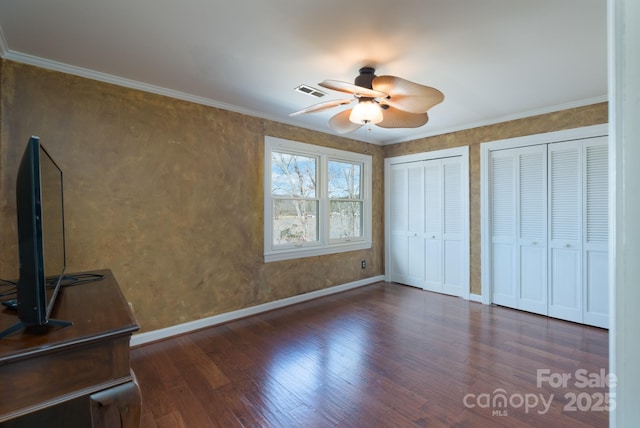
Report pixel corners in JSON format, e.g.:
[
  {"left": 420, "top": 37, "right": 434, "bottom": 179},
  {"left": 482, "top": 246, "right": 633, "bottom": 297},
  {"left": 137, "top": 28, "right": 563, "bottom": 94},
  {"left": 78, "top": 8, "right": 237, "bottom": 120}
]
[
  {"left": 377, "top": 106, "right": 429, "bottom": 129},
  {"left": 372, "top": 75, "right": 444, "bottom": 113},
  {"left": 319, "top": 80, "right": 388, "bottom": 99},
  {"left": 328, "top": 109, "right": 364, "bottom": 134},
  {"left": 290, "top": 99, "right": 353, "bottom": 116}
]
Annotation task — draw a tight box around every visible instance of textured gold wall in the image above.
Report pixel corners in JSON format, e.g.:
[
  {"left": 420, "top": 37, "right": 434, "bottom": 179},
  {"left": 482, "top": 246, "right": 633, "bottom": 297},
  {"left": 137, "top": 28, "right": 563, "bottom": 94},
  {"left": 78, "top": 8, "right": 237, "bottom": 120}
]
[
  {"left": 0, "top": 59, "right": 608, "bottom": 330},
  {"left": 384, "top": 103, "right": 609, "bottom": 294},
  {"left": 0, "top": 60, "right": 384, "bottom": 332}
]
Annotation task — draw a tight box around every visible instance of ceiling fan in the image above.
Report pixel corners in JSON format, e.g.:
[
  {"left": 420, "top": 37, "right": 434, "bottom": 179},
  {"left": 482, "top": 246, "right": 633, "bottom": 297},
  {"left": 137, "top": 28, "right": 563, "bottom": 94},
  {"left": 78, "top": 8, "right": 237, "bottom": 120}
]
[{"left": 290, "top": 67, "right": 444, "bottom": 134}]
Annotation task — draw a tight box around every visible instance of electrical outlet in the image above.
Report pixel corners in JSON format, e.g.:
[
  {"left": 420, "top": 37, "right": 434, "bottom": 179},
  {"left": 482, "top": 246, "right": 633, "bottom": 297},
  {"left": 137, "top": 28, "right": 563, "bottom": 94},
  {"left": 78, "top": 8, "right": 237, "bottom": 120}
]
[{"left": 361, "top": 260, "right": 366, "bottom": 269}]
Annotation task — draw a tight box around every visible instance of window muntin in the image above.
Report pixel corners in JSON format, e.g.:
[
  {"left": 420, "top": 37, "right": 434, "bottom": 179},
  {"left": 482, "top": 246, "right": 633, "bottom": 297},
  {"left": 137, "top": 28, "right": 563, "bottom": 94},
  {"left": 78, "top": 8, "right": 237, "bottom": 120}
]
[{"left": 264, "top": 137, "right": 372, "bottom": 262}]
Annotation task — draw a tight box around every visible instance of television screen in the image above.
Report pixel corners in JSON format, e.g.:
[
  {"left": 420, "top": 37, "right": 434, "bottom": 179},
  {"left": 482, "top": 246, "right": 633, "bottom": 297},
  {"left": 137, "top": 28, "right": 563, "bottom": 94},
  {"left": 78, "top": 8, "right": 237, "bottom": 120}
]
[
  {"left": 40, "top": 147, "right": 66, "bottom": 277},
  {"left": 15, "top": 136, "right": 66, "bottom": 326}
]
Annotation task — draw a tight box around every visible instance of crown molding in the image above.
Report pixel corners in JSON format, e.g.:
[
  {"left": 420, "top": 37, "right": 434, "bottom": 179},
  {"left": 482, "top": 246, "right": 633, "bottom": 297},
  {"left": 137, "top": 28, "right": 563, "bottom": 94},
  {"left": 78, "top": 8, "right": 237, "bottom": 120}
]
[
  {"left": 0, "top": 34, "right": 607, "bottom": 147},
  {"left": 383, "top": 94, "right": 609, "bottom": 145},
  {"left": 1, "top": 46, "right": 371, "bottom": 145},
  {"left": 4, "top": 49, "right": 272, "bottom": 117}
]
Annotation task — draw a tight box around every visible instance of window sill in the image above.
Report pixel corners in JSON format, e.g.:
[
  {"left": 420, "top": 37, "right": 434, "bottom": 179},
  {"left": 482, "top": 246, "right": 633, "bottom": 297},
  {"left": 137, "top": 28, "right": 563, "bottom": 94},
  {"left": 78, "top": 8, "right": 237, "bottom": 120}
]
[{"left": 264, "top": 241, "right": 372, "bottom": 263}]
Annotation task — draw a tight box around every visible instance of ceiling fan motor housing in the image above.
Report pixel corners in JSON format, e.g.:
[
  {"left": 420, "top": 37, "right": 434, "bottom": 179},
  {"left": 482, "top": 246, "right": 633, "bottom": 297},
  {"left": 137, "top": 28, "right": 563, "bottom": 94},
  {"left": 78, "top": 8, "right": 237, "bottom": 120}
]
[{"left": 355, "top": 67, "right": 377, "bottom": 89}]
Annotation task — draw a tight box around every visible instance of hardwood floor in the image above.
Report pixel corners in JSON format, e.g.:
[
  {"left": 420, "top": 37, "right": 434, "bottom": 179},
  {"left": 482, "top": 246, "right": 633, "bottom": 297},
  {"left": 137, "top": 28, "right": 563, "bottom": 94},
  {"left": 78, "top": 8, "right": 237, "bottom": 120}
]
[{"left": 130, "top": 282, "right": 609, "bottom": 427}]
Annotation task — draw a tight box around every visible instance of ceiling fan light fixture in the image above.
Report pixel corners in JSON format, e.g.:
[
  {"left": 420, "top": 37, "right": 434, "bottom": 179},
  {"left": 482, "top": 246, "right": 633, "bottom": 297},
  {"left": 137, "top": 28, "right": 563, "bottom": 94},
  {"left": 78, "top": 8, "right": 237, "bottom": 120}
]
[{"left": 349, "top": 100, "right": 383, "bottom": 125}]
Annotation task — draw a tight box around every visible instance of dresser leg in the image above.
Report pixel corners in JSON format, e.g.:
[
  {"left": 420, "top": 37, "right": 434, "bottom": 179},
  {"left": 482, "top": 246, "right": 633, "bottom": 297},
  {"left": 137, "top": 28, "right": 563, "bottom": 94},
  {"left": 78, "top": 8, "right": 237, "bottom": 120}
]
[{"left": 90, "top": 372, "right": 141, "bottom": 428}]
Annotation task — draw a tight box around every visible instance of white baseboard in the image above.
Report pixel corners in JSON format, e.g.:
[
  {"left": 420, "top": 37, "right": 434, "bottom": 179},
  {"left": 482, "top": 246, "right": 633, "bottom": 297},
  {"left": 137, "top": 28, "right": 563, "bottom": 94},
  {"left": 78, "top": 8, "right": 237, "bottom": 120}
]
[
  {"left": 469, "top": 293, "right": 484, "bottom": 303},
  {"left": 130, "top": 275, "right": 385, "bottom": 347}
]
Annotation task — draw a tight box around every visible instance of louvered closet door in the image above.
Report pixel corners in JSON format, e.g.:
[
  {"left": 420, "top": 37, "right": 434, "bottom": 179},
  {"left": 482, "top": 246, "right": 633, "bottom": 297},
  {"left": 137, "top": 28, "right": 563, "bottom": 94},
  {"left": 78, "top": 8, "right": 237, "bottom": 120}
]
[
  {"left": 423, "top": 161, "right": 442, "bottom": 292},
  {"left": 516, "top": 145, "right": 548, "bottom": 315},
  {"left": 388, "top": 156, "right": 465, "bottom": 297},
  {"left": 407, "top": 164, "right": 427, "bottom": 285},
  {"left": 548, "top": 141, "right": 582, "bottom": 323},
  {"left": 490, "top": 150, "right": 517, "bottom": 308},
  {"left": 441, "top": 157, "right": 465, "bottom": 296},
  {"left": 488, "top": 134, "right": 608, "bottom": 327},
  {"left": 490, "top": 146, "right": 547, "bottom": 313},
  {"left": 389, "top": 165, "right": 409, "bottom": 281},
  {"left": 583, "top": 137, "right": 608, "bottom": 328}
]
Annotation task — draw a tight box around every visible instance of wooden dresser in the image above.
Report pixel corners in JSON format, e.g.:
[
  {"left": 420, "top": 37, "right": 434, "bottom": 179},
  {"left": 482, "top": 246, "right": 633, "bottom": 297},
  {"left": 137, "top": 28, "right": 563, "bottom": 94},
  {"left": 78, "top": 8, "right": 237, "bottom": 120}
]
[{"left": 0, "top": 270, "right": 140, "bottom": 428}]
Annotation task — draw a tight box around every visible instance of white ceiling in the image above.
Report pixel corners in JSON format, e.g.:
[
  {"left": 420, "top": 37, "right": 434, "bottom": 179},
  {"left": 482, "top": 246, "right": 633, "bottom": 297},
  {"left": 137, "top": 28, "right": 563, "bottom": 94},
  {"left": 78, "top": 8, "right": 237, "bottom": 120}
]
[{"left": 0, "top": 0, "right": 607, "bottom": 145}]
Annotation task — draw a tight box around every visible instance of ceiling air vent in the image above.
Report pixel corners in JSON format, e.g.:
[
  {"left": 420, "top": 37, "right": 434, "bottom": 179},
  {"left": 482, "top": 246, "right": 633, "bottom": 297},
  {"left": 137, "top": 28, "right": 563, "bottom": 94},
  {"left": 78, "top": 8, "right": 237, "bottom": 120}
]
[{"left": 295, "top": 84, "right": 326, "bottom": 98}]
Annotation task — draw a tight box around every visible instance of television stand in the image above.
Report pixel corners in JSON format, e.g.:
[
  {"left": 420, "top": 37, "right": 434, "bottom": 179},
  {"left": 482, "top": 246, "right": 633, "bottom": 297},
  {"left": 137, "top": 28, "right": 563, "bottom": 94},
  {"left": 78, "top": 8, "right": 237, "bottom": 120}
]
[
  {"left": 0, "top": 318, "right": 72, "bottom": 340},
  {"left": 0, "top": 269, "right": 140, "bottom": 428}
]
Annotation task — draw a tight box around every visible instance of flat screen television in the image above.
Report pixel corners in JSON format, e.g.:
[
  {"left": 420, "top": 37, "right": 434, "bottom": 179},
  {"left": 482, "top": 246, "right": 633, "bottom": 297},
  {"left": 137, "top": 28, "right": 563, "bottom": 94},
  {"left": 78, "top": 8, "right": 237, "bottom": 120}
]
[{"left": 0, "top": 136, "right": 70, "bottom": 337}]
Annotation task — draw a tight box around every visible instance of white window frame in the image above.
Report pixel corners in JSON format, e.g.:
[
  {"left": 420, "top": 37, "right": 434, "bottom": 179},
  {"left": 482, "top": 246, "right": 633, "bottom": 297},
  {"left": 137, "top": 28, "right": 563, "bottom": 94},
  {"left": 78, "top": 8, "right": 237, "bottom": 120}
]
[{"left": 264, "top": 136, "right": 372, "bottom": 263}]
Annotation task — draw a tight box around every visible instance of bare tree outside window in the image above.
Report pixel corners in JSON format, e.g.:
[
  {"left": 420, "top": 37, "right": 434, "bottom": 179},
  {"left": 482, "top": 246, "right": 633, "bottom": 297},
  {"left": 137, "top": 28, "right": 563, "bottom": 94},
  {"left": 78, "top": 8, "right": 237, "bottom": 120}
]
[
  {"left": 328, "top": 160, "right": 363, "bottom": 239},
  {"left": 271, "top": 152, "right": 318, "bottom": 245}
]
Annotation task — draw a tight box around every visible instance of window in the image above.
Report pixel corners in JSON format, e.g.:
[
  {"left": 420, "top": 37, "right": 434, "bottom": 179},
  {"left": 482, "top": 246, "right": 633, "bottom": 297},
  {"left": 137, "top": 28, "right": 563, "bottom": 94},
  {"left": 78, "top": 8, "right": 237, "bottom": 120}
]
[
  {"left": 328, "top": 160, "right": 363, "bottom": 240},
  {"left": 264, "top": 136, "right": 372, "bottom": 262}
]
